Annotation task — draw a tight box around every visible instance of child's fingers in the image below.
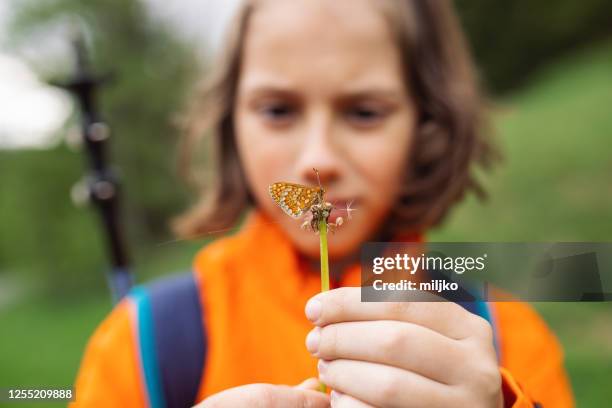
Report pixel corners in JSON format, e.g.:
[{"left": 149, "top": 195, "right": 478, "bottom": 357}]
[
  {"left": 266, "top": 385, "right": 330, "bottom": 408},
  {"left": 330, "top": 390, "right": 374, "bottom": 408},
  {"left": 318, "top": 358, "right": 453, "bottom": 408},
  {"left": 198, "top": 383, "right": 330, "bottom": 408},
  {"left": 306, "top": 320, "right": 462, "bottom": 384},
  {"left": 306, "top": 287, "right": 486, "bottom": 340},
  {"left": 294, "top": 377, "right": 324, "bottom": 391}
]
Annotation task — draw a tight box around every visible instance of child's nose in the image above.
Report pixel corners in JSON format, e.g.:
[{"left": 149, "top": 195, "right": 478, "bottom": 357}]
[{"left": 295, "top": 112, "right": 342, "bottom": 186}]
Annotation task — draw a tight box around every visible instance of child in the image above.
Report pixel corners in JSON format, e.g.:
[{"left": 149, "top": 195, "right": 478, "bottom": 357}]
[{"left": 72, "top": 0, "right": 574, "bottom": 407}]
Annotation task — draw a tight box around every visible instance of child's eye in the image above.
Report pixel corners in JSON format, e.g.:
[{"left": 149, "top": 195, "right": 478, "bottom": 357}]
[
  {"left": 257, "top": 103, "right": 297, "bottom": 126},
  {"left": 344, "top": 105, "right": 387, "bottom": 128}
]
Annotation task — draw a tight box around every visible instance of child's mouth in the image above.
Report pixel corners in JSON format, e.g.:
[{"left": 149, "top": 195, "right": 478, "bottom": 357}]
[{"left": 326, "top": 199, "right": 358, "bottom": 223}]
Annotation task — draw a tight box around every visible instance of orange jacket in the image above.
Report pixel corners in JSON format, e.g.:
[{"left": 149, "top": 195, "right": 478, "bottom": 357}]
[{"left": 71, "top": 212, "right": 574, "bottom": 407}]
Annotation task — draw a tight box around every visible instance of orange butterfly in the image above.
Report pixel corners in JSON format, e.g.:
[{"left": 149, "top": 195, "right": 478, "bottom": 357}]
[
  {"left": 268, "top": 181, "right": 324, "bottom": 219},
  {"left": 269, "top": 169, "right": 344, "bottom": 233}
]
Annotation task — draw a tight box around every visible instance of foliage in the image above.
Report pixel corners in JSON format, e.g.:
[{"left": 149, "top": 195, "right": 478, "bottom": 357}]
[
  {"left": 1, "top": 0, "right": 200, "bottom": 295},
  {"left": 456, "top": 0, "right": 612, "bottom": 93}
]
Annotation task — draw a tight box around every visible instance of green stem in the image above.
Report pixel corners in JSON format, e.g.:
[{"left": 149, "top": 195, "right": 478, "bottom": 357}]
[
  {"left": 319, "top": 219, "right": 330, "bottom": 292},
  {"left": 318, "top": 218, "right": 329, "bottom": 393}
]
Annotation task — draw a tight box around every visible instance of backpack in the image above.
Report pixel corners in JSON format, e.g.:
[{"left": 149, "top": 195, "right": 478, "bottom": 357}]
[
  {"left": 128, "top": 272, "right": 500, "bottom": 408},
  {"left": 129, "top": 273, "right": 206, "bottom": 408}
]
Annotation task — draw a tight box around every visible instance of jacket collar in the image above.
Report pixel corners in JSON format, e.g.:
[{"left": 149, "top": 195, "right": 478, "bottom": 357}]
[{"left": 235, "top": 210, "right": 423, "bottom": 291}]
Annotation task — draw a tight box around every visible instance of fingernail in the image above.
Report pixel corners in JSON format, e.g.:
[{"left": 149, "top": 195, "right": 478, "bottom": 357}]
[
  {"left": 305, "top": 298, "right": 322, "bottom": 322},
  {"left": 305, "top": 327, "right": 320, "bottom": 354},
  {"left": 317, "top": 359, "right": 329, "bottom": 376},
  {"left": 331, "top": 390, "right": 343, "bottom": 401}
]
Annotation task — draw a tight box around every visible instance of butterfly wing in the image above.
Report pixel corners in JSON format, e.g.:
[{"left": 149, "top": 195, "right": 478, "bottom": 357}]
[{"left": 269, "top": 182, "right": 321, "bottom": 219}]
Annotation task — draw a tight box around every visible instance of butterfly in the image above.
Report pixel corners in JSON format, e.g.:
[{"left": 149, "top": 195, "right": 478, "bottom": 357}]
[
  {"left": 269, "top": 169, "right": 328, "bottom": 218},
  {"left": 269, "top": 169, "right": 348, "bottom": 235},
  {"left": 268, "top": 181, "right": 324, "bottom": 219}
]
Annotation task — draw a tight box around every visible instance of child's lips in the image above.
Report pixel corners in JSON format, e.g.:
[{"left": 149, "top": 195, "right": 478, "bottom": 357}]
[
  {"left": 326, "top": 198, "right": 358, "bottom": 223},
  {"left": 328, "top": 210, "right": 343, "bottom": 224}
]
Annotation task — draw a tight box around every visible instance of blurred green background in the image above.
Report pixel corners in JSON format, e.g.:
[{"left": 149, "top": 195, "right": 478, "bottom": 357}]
[{"left": 0, "top": 0, "right": 611, "bottom": 406}]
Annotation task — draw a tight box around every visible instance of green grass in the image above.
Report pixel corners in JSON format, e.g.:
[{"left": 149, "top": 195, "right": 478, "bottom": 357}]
[
  {"left": 0, "top": 296, "right": 109, "bottom": 399},
  {"left": 432, "top": 41, "right": 612, "bottom": 242},
  {"left": 534, "top": 303, "right": 612, "bottom": 406},
  {"left": 1, "top": 41, "right": 611, "bottom": 406}
]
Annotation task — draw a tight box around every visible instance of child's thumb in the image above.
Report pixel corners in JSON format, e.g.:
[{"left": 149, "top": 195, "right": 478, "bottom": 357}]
[{"left": 295, "top": 377, "right": 323, "bottom": 391}]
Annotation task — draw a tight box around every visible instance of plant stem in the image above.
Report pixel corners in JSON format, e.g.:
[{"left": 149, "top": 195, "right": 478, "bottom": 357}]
[
  {"left": 318, "top": 218, "right": 329, "bottom": 393},
  {"left": 319, "top": 219, "right": 330, "bottom": 292}
]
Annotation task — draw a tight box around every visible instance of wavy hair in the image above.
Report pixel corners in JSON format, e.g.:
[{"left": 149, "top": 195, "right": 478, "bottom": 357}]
[{"left": 173, "top": 0, "right": 498, "bottom": 238}]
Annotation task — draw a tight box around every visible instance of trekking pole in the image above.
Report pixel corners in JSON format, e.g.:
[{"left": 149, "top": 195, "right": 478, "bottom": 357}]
[{"left": 53, "top": 32, "right": 133, "bottom": 304}]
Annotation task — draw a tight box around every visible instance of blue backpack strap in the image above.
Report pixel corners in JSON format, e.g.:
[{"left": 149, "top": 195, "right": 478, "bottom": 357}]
[{"left": 129, "top": 272, "right": 207, "bottom": 408}]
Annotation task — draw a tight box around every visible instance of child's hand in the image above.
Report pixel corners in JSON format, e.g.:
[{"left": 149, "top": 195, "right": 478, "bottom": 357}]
[
  {"left": 305, "top": 287, "right": 503, "bottom": 408},
  {"left": 195, "top": 378, "right": 329, "bottom": 408}
]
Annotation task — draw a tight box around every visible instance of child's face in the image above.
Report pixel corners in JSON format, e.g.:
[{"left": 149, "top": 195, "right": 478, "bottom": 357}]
[{"left": 235, "top": 0, "right": 417, "bottom": 259}]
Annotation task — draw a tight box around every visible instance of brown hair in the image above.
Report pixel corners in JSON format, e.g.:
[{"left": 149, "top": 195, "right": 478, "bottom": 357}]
[{"left": 173, "top": 0, "right": 498, "bottom": 238}]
